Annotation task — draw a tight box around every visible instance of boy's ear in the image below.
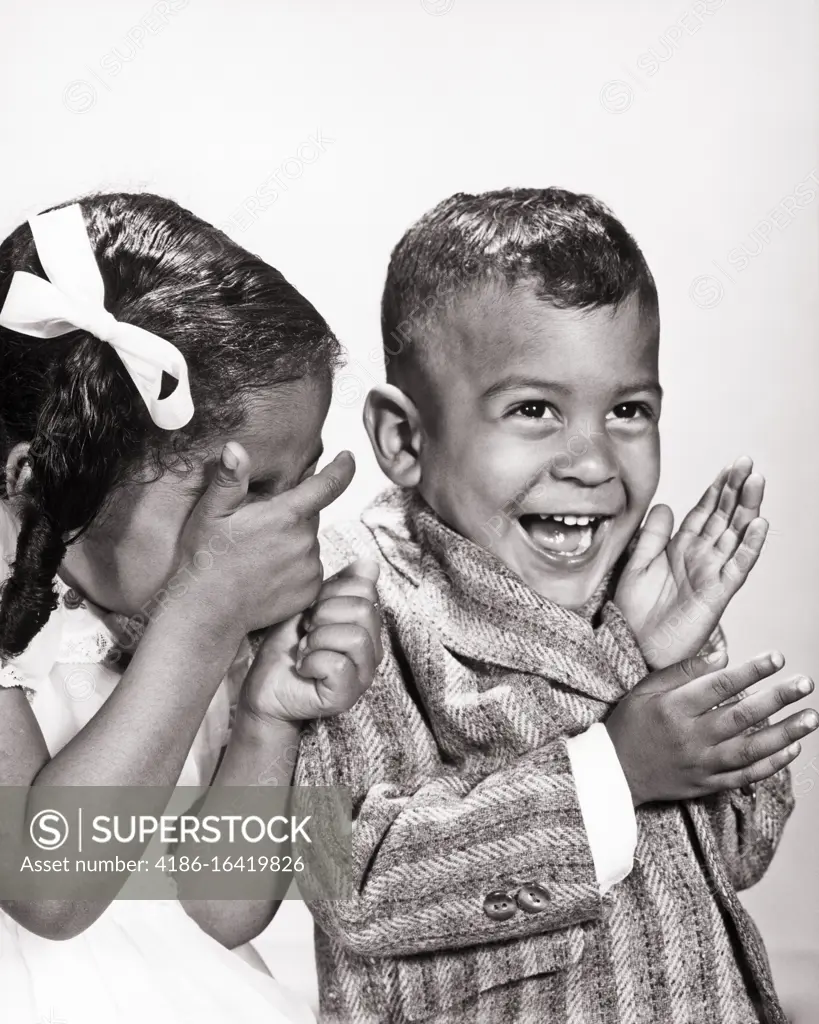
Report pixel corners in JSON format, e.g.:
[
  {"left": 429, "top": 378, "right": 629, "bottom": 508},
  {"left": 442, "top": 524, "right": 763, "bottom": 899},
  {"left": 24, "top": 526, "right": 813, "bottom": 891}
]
[
  {"left": 363, "top": 385, "right": 423, "bottom": 488},
  {"left": 4, "top": 442, "right": 33, "bottom": 498}
]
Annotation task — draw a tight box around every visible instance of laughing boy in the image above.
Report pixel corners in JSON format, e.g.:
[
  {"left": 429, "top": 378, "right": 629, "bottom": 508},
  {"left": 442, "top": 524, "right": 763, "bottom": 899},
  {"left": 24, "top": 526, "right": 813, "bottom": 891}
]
[{"left": 296, "top": 188, "right": 817, "bottom": 1023}]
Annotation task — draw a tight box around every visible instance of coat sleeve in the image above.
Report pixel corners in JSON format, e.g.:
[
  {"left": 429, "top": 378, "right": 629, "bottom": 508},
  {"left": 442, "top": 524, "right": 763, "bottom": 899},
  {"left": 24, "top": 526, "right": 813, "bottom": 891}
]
[
  {"left": 692, "top": 626, "right": 795, "bottom": 890},
  {"left": 704, "top": 767, "right": 794, "bottom": 891},
  {"left": 295, "top": 639, "right": 604, "bottom": 959}
]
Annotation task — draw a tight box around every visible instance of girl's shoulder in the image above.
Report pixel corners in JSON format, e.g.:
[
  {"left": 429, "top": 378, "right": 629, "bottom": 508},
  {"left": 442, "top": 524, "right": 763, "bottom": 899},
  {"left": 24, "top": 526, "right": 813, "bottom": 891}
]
[
  {"left": 0, "top": 502, "right": 93, "bottom": 703},
  {"left": 0, "top": 501, "right": 42, "bottom": 700},
  {"left": 0, "top": 500, "right": 20, "bottom": 573}
]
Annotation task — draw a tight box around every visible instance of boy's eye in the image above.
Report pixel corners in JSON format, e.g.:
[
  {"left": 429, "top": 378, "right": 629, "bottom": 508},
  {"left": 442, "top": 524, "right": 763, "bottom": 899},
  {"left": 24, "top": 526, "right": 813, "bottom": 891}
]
[
  {"left": 511, "top": 401, "right": 556, "bottom": 420},
  {"left": 606, "top": 402, "right": 651, "bottom": 422}
]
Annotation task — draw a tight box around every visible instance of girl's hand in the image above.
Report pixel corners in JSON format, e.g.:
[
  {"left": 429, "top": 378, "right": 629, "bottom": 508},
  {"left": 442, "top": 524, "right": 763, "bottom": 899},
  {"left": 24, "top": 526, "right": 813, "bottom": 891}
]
[
  {"left": 239, "top": 559, "right": 383, "bottom": 724},
  {"left": 615, "top": 457, "right": 768, "bottom": 668},
  {"left": 176, "top": 443, "right": 355, "bottom": 638},
  {"left": 605, "top": 650, "right": 818, "bottom": 807}
]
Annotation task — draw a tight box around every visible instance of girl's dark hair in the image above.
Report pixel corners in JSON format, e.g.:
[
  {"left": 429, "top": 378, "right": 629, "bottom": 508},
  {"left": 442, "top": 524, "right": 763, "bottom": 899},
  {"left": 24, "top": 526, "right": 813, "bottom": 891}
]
[{"left": 0, "top": 192, "right": 340, "bottom": 658}]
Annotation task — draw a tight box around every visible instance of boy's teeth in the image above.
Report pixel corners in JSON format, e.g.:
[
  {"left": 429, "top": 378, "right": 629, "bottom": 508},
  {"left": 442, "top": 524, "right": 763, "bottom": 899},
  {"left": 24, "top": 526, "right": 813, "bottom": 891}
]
[{"left": 539, "top": 514, "right": 597, "bottom": 525}]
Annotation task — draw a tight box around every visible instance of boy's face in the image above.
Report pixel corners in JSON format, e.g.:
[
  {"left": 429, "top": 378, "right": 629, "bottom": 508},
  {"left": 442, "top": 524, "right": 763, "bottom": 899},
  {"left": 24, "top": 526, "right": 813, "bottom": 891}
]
[{"left": 416, "top": 282, "right": 661, "bottom": 610}]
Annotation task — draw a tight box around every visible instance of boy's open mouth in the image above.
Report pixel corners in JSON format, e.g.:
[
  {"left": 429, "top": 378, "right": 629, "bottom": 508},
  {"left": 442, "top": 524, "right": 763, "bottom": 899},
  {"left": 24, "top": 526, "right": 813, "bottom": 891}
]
[{"left": 518, "top": 513, "right": 610, "bottom": 559}]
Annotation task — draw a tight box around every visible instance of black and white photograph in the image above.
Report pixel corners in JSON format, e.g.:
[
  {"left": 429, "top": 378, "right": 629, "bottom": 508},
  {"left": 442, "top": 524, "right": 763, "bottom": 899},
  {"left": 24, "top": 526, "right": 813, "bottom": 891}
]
[{"left": 0, "top": 1, "right": 816, "bottom": 1021}]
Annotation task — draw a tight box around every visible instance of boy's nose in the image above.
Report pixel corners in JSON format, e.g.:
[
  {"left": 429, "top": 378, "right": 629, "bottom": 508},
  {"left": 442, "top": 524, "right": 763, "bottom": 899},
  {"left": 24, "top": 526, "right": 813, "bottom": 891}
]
[{"left": 548, "top": 431, "right": 618, "bottom": 487}]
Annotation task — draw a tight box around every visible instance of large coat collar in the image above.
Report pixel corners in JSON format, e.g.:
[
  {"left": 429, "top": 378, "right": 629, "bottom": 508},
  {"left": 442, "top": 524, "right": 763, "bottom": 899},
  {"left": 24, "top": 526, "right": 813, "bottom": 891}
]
[{"left": 361, "top": 487, "right": 641, "bottom": 704}]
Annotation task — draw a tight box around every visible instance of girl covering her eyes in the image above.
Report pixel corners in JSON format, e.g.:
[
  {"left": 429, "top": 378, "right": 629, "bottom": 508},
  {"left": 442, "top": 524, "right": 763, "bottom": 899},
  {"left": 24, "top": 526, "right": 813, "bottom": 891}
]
[{"left": 0, "top": 194, "right": 382, "bottom": 1024}]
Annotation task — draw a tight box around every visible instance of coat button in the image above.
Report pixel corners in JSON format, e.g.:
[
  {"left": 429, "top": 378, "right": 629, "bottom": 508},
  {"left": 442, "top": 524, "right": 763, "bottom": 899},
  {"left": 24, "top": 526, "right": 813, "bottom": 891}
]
[
  {"left": 516, "top": 882, "right": 551, "bottom": 913},
  {"left": 740, "top": 782, "right": 757, "bottom": 805},
  {"left": 482, "top": 890, "right": 516, "bottom": 921},
  {"left": 63, "top": 588, "right": 85, "bottom": 610}
]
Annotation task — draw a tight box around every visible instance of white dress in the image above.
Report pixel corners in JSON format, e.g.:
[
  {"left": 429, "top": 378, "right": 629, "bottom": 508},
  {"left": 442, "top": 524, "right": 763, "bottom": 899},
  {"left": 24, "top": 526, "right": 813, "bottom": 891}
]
[{"left": 0, "top": 503, "right": 314, "bottom": 1024}]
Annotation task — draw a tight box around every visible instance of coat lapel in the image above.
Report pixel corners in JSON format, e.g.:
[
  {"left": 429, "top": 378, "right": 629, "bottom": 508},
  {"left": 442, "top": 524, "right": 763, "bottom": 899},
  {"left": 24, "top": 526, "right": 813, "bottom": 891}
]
[{"left": 367, "top": 488, "right": 633, "bottom": 704}]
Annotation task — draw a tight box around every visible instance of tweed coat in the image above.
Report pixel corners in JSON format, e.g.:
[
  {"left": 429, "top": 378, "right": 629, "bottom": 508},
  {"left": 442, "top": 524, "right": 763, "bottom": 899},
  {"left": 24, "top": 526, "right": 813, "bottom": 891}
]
[{"left": 296, "top": 487, "right": 794, "bottom": 1024}]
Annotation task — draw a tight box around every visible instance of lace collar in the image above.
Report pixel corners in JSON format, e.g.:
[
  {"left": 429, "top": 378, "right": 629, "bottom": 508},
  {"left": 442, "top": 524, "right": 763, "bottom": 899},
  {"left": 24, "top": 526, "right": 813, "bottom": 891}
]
[
  {"left": 51, "top": 574, "right": 148, "bottom": 667},
  {"left": 0, "top": 499, "right": 144, "bottom": 678}
]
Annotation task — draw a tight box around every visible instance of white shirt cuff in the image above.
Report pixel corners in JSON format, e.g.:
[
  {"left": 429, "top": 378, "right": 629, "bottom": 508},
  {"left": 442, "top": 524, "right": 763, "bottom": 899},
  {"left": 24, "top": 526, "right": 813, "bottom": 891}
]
[{"left": 566, "top": 722, "right": 637, "bottom": 894}]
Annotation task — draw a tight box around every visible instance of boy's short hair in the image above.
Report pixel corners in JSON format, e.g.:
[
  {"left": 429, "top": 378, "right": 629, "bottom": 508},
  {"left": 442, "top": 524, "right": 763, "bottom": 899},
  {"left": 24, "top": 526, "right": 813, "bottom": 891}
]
[{"left": 381, "top": 187, "right": 658, "bottom": 385}]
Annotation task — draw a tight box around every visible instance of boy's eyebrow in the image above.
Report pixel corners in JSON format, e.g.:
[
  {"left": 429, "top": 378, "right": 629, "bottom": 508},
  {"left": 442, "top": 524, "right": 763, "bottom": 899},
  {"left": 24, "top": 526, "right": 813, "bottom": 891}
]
[
  {"left": 481, "top": 376, "right": 573, "bottom": 399},
  {"left": 614, "top": 381, "right": 664, "bottom": 400},
  {"left": 481, "top": 377, "right": 664, "bottom": 400}
]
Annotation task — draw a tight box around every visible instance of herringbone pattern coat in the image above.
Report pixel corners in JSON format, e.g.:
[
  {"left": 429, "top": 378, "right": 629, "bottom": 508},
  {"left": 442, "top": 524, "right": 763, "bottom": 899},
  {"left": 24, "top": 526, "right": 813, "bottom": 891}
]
[{"left": 297, "top": 488, "right": 793, "bottom": 1024}]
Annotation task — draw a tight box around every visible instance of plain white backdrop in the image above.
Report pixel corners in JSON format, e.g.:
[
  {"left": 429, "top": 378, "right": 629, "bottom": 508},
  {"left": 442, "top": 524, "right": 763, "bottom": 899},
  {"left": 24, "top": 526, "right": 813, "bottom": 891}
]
[{"left": 2, "top": 0, "right": 817, "bottom": 1012}]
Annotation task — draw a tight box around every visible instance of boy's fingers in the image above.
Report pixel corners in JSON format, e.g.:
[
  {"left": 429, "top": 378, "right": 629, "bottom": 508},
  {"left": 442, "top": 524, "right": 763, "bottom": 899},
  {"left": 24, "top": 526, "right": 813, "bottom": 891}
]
[
  {"left": 735, "top": 472, "right": 765, "bottom": 518},
  {"left": 713, "top": 709, "right": 819, "bottom": 772},
  {"left": 702, "top": 456, "right": 753, "bottom": 541},
  {"left": 633, "top": 653, "right": 719, "bottom": 696},
  {"left": 714, "top": 474, "right": 766, "bottom": 557},
  {"left": 704, "top": 674, "right": 814, "bottom": 743},
  {"left": 678, "top": 465, "right": 731, "bottom": 535},
  {"left": 624, "top": 505, "right": 673, "bottom": 573},
  {"left": 713, "top": 741, "right": 803, "bottom": 792},
  {"left": 285, "top": 452, "right": 355, "bottom": 520},
  {"left": 682, "top": 651, "right": 780, "bottom": 715},
  {"left": 720, "top": 519, "right": 768, "bottom": 588}
]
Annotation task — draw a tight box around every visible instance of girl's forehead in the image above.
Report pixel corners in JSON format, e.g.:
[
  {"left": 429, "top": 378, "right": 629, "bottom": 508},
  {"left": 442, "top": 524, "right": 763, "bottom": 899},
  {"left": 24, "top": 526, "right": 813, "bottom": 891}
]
[
  {"left": 126, "top": 374, "right": 330, "bottom": 494},
  {"left": 230, "top": 375, "right": 330, "bottom": 470}
]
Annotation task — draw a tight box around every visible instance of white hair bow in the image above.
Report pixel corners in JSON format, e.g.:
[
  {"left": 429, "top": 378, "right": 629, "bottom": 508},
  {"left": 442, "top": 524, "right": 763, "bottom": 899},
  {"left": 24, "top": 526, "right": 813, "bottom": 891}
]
[{"left": 0, "top": 203, "right": 194, "bottom": 430}]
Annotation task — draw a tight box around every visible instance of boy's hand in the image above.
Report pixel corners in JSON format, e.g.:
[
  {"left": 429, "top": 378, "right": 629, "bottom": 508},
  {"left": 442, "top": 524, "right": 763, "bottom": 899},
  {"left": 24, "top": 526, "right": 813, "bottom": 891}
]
[
  {"left": 615, "top": 457, "right": 768, "bottom": 668},
  {"left": 605, "top": 649, "right": 818, "bottom": 807},
  {"left": 239, "top": 559, "right": 383, "bottom": 725}
]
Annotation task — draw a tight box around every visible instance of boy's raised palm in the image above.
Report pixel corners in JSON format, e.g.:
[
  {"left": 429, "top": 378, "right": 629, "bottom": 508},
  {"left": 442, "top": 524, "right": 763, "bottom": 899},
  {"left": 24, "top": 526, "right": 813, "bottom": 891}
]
[{"left": 616, "top": 457, "right": 768, "bottom": 669}]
